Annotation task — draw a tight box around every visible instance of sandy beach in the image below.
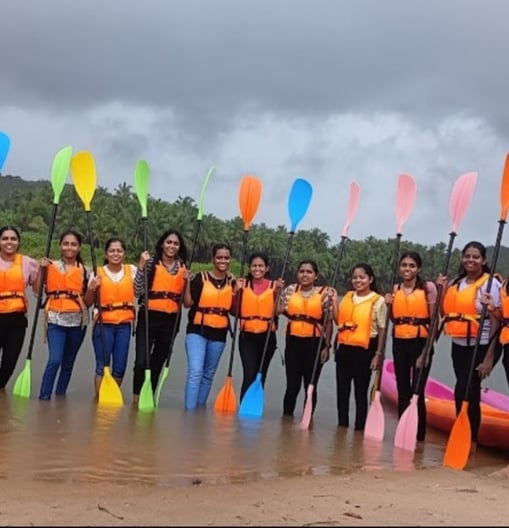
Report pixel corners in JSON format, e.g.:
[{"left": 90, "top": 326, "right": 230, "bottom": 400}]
[{"left": 1, "top": 465, "right": 508, "bottom": 526}]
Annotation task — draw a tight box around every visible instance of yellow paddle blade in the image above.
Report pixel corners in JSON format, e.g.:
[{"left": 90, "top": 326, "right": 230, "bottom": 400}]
[
  {"left": 98, "top": 367, "right": 124, "bottom": 407},
  {"left": 443, "top": 401, "right": 471, "bottom": 470},
  {"left": 70, "top": 151, "right": 97, "bottom": 212},
  {"left": 238, "top": 175, "right": 263, "bottom": 230},
  {"left": 214, "top": 376, "right": 237, "bottom": 413},
  {"left": 501, "top": 153, "right": 509, "bottom": 220}
]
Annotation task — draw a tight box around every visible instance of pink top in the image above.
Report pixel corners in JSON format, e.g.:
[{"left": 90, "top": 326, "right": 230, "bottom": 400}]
[
  {"left": 251, "top": 278, "right": 271, "bottom": 295},
  {"left": 0, "top": 254, "right": 39, "bottom": 287}
]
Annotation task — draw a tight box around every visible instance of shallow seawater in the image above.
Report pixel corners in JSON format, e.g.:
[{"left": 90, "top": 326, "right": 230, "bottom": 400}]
[{"left": 1, "top": 312, "right": 508, "bottom": 488}]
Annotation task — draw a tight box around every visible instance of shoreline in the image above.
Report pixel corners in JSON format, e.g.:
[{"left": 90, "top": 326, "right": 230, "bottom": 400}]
[{"left": 2, "top": 465, "right": 509, "bottom": 526}]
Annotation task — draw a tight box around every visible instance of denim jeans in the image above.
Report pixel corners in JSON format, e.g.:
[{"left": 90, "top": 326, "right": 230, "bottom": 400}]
[
  {"left": 39, "top": 323, "right": 87, "bottom": 400},
  {"left": 92, "top": 322, "right": 131, "bottom": 379},
  {"left": 185, "top": 332, "right": 226, "bottom": 410}
]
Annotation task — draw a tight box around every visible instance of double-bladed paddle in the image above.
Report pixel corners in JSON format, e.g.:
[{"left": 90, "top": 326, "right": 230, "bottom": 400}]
[
  {"left": 394, "top": 171, "right": 477, "bottom": 452},
  {"left": 444, "top": 155, "right": 509, "bottom": 470},
  {"left": 0, "top": 131, "right": 11, "bottom": 172},
  {"left": 299, "top": 182, "right": 361, "bottom": 429},
  {"left": 71, "top": 151, "right": 124, "bottom": 407},
  {"left": 134, "top": 159, "right": 155, "bottom": 413},
  {"left": 238, "top": 178, "right": 313, "bottom": 418},
  {"left": 364, "top": 174, "right": 417, "bottom": 442},
  {"left": 214, "top": 175, "right": 263, "bottom": 413},
  {"left": 12, "top": 146, "right": 72, "bottom": 399},
  {"left": 154, "top": 166, "right": 214, "bottom": 407}
]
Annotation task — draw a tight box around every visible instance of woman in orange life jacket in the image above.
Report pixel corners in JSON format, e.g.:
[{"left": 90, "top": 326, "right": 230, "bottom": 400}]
[
  {"left": 0, "top": 226, "right": 38, "bottom": 391},
  {"left": 132, "top": 229, "right": 189, "bottom": 404},
  {"left": 84, "top": 237, "right": 138, "bottom": 398},
  {"left": 278, "top": 259, "right": 333, "bottom": 418},
  {"left": 38, "top": 230, "right": 90, "bottom": 400},
  {"left": 437, "top": 241, "right": 501, "bottom": 451},
  {"left": 232, "top": 252, "right": 284, "bottom": 401},
  {"left": 385, "top": 251, "right": 437, "bottom": 443},
  {"left": 183, "top": 243, "right": 234, "bottom": 411},
  {"left": 333, "top": 262, "right": 387, "bottom": 430}
]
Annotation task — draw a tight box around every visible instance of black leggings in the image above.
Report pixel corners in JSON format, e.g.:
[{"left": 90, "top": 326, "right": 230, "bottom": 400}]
[
  {"left": 0, "top": 312, "right": 28, "bottom": 389},
  {"left": 283, "top": 335, "right": 323, "bottom": 417},
  {"left": 335, "top": 338, "right": 376, "bottom": 430},
  {"left": 239, "top": 331, "right": 277, "bottom": 401},
  {"left": 392, "top": 337, "right": 433, "bottom": 442},
  {"left": 451, "top": 342, "right": 488, "bottom": 443},
  {"left": 133, "top": 309, "right": 178, "bottom": 395},
  {"left": 502, "top": 344, "right": 509, "bottom": 389}
]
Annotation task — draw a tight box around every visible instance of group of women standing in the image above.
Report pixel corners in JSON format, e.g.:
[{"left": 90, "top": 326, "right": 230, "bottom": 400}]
[{"left": 0, "top": 221, "right": 508, "bottom": 454}]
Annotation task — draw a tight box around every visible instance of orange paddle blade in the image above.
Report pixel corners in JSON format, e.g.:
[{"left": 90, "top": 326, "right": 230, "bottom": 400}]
[
  {"left": 501, "top": 153, "right": 509, "bottom": 220},
  {"left": 238, "top": 175, "right": 263, "bottom": 230},
  {"left": 443, "top": 401, "right": 471, "bottom": 470},
  {"left": 214, "top": 375, "right": 237, "bottom": 413}
]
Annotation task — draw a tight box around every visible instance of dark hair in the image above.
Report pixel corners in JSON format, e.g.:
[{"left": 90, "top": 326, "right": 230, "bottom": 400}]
[
  {"left": 59, "top": 230, "right": 86, "bottom": 293},
  {"left": 296, "top": 259, "right": 319, "bottom": 282},
  {"left": 351, "top": 262, "right": 379, "bottom": 293},
  {"left": 245, "top": 252, "right": 270, "bottom": 280},
  {"left": 147, "top": 229, "right": 189, "bottom": 289},
  {"left": 0, "top": 225, "right": 21, "bottom": 247},
  {"left": 453, "top": 241, "right": 490, "bottom": 285},
  {"left": 212, "top": 243, "right": 232, "bottom": 258},
  {"left": 103, "top": 237, "right": 126, "bottom": 265},
  {"left": 398, "top": 251, "right": 425, "bottom": 291}
]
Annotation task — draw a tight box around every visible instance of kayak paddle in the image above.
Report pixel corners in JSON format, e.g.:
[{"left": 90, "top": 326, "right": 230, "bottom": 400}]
[
  {"left": 444, "top": 155, "right": 509, "bottom": 470},
  {"left": 134, "top": 159, "right": 155, "bottom": 413},
  {"left": 238, "top": 177, "right": 313, "bottom": 418},
  {"left": 71, "top": 151, "right": 124, "bottom": 407},
  {"left": 0, "top": 131, "right": 11, "bottom": 172},
  {"left": 214, "top": 175, "right": 263, "bottom": 413},
  {"left": 394, "top": 171, "right": 477, "bottom": 452},
  {"left": 364, "top": 174, "right": 417, "bottom": 442},
  {"left": 154, "top": 166, "right": 214, "bottom": 407},
  {"left": 12, "top": 145, "right": 72, "bottom": 399},
  {"left": 300, "top": 182, "right": 361, "bottom": 429}
]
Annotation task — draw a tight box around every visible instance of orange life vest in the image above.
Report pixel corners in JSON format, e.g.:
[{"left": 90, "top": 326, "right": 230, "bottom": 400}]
[
  {"left": 97, "top": 266, "right": 135, "bottom": 324},
  {"left": 239, "top": 281, "right": 276, "bottom": 333},
  {"left": 441, "top": 273, "right": 488, "bottom": 339},
  {"left": 392, "top": 286, "right": 430, "bottom": 339},
  {"left": 0, "top": 254, "right": 27, "bottom": 314},
  {"left": 284, "top": 286, "right": 324, "bottom": 338},
  {"left": 147, "top": 262, "right": 186, "bottom": 313},
  {"left": 46, "top": 262, "right": 86, "bottom": 313},
  {"left": 499, "top": 285, "right": 509, "bottom": 345},
  {"left": 193, "top": 272, "right": 233, "bottom": 329},
  {"left": 337, "top": 291, "right": 381, "bottom": 349}
]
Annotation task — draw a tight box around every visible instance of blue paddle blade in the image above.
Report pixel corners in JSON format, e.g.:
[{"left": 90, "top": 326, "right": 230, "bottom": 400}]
[
  {"left": 238, "top": 373, "right": 264, "bottom": 418},
  {"left": 288, "top": 178, "right": 313, "bottom": 232},
  {"left": 0, "top": 131, "right": 11, "bottom": 172}
]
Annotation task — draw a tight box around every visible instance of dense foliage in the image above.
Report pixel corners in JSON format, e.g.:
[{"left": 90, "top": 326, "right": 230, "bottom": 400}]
[{"left": 1, "top": 174, "right": 506, "bottom": 293}]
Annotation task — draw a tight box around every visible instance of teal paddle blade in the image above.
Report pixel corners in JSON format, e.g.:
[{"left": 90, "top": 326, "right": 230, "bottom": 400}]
[
  {"left": 0, "top": 131, "right": 11, "bottom": 171},
  {"left": 288, "top": 178, "right": 313, "bottom": 232},
  {"left": 238, "top": 373, "right": 264, "bottom": 418}
]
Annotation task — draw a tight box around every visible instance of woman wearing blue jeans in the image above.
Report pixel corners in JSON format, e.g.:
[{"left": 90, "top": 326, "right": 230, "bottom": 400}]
[
  {"left": 38, "top": 230, "right": 89, "bottom": 400},
  {"left": 183, "top": 243, "right": 233, "bottom": 410}
]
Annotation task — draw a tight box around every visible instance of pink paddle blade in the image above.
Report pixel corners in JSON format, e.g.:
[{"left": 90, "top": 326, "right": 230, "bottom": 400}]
[
  {"left": 449, "top": 172, "right": 477, "bottom": 233},
  {"left": 395, "top": 174, "right": 417, "bottom": 234},
  {"left": 393, "top": 394, "right": 419, "bottom": 452},
  {"left": 363, "top": 390, "right": 385, "bottom": 442},
  {"left": 341, "top": 182, "right": 361, "bottom": 237},
  {"left": 300, "top": 384, "right": 314, "bottom": 429}
]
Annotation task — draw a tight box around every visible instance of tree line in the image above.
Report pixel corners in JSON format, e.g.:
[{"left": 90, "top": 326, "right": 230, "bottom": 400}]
[{"left": 1, "top": 174, "right": 507, "bottom": 292}]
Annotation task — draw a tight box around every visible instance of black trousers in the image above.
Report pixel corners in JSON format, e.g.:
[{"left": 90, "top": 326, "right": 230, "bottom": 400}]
[
  {"left": 239, "top": 331, "right": 276, "bottom": 401},
  {"left": 283, "top": 335, "right": 323, "bottom": 417},
  {"left": 451, "top": 341, "right": 488, "bottom": 443},
  {"left": 502, "top": 344, "right": 509, "bottom": 389},
  {"left": 335, "top": 338, "right": 376, "bottom": 430},
  {"left": 133, "top": 309, "right": 179, "bottom": 395},
  {"left": 0, "top": 312, "right": 28, "bottom": 389},
  {"left": 392, "top": 336, "right": 433, "bottom": 442}
]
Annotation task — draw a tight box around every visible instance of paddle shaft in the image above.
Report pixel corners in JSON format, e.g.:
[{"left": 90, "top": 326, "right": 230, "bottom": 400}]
[
  {"left": 462, "top": 219, "right": 506, "bottom": 400},
  {"left": 258, "top": 230, "right": 296, "bottom": 370},
  {"left": 142, "top": 217, "right": 151, "bottom": 369},
  {"left": 25, "top": 203, "right": 59, "bottom": 360}
]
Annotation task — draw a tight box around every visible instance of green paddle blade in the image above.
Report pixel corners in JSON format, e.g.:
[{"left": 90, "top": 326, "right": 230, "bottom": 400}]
[
  {"left": 135, "top": 160, "right": 150, "bottom": 218},
  {"left": 197, "top": 166, "right": 214, "bottom": 220},
  {"left": 138, "top": 369, "right": 155, "bottom": 413},
  {"left": 51, "top": 146, "right": 73, "bottom": 205},
  {"left": 154, "top": 366, "right": 169, "bottom": 408},
  {"left": 12, "top": 359, "right": 31, "bottom": 399}
]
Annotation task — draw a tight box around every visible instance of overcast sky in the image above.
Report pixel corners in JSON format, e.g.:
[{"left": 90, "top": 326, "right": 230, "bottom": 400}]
[{"left": 1, "top": 0, "right": 508, "bottom": 250}]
